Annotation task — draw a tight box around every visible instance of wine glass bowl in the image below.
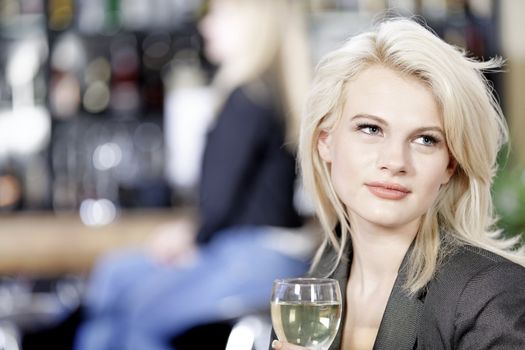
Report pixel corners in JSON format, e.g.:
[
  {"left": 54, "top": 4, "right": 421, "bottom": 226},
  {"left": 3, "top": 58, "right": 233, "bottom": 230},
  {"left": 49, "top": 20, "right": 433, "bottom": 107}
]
[{"left": 271, "top": 278, "right": 342, "bottom": 350}]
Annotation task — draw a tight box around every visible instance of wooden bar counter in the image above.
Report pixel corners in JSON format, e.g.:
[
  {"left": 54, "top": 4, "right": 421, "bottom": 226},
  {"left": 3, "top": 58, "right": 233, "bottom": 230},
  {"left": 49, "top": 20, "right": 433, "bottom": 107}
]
[{"left": 0, "top": 209, "right": 185, "bottom": 276}]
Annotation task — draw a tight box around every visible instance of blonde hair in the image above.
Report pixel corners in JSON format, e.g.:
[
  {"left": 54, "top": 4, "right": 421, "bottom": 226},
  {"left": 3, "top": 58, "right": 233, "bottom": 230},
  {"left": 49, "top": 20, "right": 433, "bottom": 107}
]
[
  {"left": 210, "top": 0, "right": 310, "bottom": 147},
  {"left": 300, "top": 18, "right": 525, "bottom": 294}
]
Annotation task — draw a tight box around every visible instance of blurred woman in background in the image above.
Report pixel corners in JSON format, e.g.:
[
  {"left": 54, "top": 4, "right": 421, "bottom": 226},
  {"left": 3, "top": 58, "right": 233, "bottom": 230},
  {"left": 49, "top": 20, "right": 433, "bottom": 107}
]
[{"left": 74, "top": 1, "right": 314, "bottom": 350}]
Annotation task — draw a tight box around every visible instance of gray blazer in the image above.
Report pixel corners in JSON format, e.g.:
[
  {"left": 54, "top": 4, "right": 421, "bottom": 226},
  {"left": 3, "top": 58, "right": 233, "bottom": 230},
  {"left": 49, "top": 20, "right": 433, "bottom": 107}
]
[
  {"left": 271, "top": 238, "right": 525, "bottom": 349},
  {"left": 314, "top": 239, "right": 525, "bottom": 349}
]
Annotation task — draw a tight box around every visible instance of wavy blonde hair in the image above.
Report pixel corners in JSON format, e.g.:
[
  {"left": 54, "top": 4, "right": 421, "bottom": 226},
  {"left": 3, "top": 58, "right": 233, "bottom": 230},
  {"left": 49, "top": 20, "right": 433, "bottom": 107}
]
[
  {"left": 300, "top": 18, "right": 525, "bottom": 294},
  {"left": 209, "top": 0, "right": 310, "bottom": 147}
]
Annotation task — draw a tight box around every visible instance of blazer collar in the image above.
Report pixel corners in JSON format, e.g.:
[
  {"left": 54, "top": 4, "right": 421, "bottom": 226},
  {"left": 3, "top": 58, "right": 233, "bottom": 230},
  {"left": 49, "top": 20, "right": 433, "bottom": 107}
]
[{"left": 329, "top": 239, "right": 424, "bottom": 350}]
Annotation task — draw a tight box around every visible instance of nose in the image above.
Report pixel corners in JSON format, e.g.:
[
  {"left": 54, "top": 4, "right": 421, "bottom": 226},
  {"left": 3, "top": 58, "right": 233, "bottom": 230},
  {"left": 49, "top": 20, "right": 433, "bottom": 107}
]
[{"left": 376, "top": 137, "right": 409, "bottom": 175}]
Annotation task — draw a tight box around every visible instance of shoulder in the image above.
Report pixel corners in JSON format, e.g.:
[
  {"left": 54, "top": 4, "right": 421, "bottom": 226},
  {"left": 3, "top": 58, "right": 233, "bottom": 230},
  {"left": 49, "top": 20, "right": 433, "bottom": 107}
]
[
  {"left": 310, "top": 241, "right": 340, "bottom": 277},
  {"left": 309, "top": 235, "right": 351, "bottom": 285},
  {"left": 431, "top": 244, "right": 525, "bottom": 292},
  {"left": 441, "top": 243, "right": 525, "bottom": 309},
  {"left": 420, "top": 244, "right": 525, "bottom": 348},
  {"left": 209, "top": 85, "right": 278, "bottom": 143},
  {"left": 221, "top": 85, "right": 276, "bottom": 123},
  {"left": 426, "top": 244, "right": 525, "bottom": 307}
]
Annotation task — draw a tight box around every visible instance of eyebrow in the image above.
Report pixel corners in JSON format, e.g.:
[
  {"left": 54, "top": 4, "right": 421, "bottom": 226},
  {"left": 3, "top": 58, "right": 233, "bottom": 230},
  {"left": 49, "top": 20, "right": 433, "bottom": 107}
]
[{"left": 350, "top": 113, "right": 445, "bottom": 136}]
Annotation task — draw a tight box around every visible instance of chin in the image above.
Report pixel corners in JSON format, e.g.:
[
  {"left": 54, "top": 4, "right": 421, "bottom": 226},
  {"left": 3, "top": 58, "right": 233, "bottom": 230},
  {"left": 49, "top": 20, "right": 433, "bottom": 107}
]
[
  {"left": 377, "top": 220, "right": 412, "bottom": 229},
  {"left": 360, "top": 210, "right": 417, "bottom": 229}
]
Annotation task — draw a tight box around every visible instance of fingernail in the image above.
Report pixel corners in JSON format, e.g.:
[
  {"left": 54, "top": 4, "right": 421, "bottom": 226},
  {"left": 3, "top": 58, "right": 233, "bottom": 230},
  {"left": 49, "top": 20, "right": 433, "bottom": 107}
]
[{"left": 271, "top": 340, "right": 282, "bottom": 349}]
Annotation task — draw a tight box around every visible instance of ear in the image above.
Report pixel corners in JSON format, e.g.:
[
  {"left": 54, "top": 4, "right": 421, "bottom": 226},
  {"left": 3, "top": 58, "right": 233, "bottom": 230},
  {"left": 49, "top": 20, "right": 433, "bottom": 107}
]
[
  {"left": 441, "top": 157, "right": 457, "bottom": 185},
  {"left": 317, "top": 129, "right": 333, "bottom": 163}
]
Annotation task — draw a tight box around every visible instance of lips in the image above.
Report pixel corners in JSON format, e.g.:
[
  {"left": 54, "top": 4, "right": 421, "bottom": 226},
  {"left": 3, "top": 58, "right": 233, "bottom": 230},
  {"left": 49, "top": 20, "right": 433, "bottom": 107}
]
[{"left": 365, "top": 181, "right": 411, "bottom": 200}]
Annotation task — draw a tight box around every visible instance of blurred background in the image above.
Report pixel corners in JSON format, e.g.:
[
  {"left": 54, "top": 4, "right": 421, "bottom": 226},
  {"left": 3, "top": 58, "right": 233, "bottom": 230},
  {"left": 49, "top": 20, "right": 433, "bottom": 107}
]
[{"left": 0, "top": 0, "right": 524, "bottom": 349}]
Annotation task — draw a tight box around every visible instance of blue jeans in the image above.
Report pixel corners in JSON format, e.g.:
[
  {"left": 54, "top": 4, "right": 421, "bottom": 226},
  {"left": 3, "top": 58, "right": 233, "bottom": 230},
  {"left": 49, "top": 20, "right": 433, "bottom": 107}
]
[{"left": 74, "top": 227, "right": 309, "bottom": 350}]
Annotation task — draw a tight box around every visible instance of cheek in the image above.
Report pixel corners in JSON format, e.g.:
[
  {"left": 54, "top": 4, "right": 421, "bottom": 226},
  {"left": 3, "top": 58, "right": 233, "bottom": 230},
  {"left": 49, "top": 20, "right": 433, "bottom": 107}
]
[
  {"left": 202, "top": 17, "right": 242, "bottom": 63},
  {"left": 419, "top": 160, "right": 451, "bottom": 202},
  {"left": 329, "top": 144, "right": 364, "bottom": 199},
  {"left": 331, "top": 137, "right": 374, "bottom": 171}
]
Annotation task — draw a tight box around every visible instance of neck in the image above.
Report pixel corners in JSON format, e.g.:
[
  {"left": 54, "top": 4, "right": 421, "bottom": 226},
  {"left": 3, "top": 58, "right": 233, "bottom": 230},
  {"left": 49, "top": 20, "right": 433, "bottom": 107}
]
[{"left": 348, "top": 218, "right": 419, "bottom": 295}]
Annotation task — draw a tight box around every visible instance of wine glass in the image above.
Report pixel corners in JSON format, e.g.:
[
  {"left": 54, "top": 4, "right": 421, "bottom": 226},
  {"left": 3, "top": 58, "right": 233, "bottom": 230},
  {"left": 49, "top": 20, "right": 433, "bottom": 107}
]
[{"left": 271, "top": 278, "right": 342, "bottom": 350}]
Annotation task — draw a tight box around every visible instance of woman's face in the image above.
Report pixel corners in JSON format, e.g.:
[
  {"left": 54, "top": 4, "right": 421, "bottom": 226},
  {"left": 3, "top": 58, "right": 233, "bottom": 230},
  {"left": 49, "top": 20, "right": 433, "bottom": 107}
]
[
  {"left": 318, "top": 65, "right": 455, "bottom": 232},
  {"left": 199, "top": 0, "right": 246, "bottom": 64}
]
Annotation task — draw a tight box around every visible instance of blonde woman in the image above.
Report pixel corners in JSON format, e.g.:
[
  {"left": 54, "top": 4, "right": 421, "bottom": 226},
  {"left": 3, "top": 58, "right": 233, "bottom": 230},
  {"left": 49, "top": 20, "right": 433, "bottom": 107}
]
[
  {"left": 271, "top": 18, "right": 525, "bottom": 350},
  {"left": 74, "top": 1, "right": 312, "bottom": 350}
]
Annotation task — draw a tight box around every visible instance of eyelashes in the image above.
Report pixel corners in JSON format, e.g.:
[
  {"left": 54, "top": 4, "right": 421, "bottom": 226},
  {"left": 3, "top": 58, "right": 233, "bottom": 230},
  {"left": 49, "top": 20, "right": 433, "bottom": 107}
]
[
  {"left": 354, "top": 122, "right": 442, "bottom": 147},
  {"left": 415, "top": 135, "right": 440, "bottom": 146},
  {"left": 356, "top": 123, "right": 381, "bottom": 136}
]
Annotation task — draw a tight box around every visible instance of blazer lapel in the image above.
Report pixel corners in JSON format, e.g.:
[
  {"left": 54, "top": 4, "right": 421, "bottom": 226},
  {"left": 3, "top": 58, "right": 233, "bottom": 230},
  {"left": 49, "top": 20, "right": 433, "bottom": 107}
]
[{"left": 373, "top": 246, "right": 424, "bottom": 350}]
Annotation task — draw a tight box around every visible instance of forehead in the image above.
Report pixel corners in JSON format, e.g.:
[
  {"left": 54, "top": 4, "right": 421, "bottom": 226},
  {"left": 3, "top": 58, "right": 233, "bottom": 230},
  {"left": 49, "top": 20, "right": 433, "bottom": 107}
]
[{"left": 341, "top": 65, "right": 442, "bottom": 129}]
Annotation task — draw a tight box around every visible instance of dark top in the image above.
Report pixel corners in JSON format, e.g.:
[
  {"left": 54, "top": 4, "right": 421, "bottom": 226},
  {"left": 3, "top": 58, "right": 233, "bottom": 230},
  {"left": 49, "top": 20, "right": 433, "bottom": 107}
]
[
  {"left": 196, "top": 86, "right": 302, "bottom": 244},
  {"left": 309, "top": 237, "right": 525, "bottom": 349}
]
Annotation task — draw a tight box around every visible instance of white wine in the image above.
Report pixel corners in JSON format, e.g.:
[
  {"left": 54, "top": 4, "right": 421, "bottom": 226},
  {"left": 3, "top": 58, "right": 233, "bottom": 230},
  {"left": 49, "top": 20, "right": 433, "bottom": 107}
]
[
  {"left": 271, "top": 301, "right": 341, "bottom": 350},
  {"left": 271, "top": 278, "right": 342, "bottom": 349}
]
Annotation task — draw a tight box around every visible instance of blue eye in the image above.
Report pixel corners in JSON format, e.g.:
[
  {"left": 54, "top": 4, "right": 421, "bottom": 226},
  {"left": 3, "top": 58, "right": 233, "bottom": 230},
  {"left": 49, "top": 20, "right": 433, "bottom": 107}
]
[
  {"left": 415, "top": 135, "right": 439, "bottom": 146},
  {"left": 357, "top": 123, "right": 381, "bottom": 135}
]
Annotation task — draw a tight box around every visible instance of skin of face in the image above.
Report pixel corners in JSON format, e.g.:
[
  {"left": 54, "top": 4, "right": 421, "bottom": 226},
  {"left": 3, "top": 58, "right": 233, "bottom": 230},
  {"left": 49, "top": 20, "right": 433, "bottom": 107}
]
[
  {"left": 199, "top": 0, "right": 246, "bottom": 64},
  {"left": 318, "top": 65, "right": 456, "bottom": 232}
]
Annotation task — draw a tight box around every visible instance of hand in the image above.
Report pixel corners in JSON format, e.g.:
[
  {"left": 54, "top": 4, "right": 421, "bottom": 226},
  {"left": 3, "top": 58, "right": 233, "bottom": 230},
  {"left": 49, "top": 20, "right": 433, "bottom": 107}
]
[
  {"left": 271, "top": 340, "right": 310, "bottom": 350},
  {"left": 146, "top": 218, "right": 197, "bottom": 265}
]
